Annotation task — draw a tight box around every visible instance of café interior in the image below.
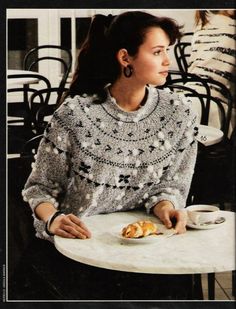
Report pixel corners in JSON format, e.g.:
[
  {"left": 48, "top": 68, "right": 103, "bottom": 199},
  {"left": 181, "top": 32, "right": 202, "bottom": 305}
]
[{"left": 7, "top": 8, "right": 235, "bottom": 302}]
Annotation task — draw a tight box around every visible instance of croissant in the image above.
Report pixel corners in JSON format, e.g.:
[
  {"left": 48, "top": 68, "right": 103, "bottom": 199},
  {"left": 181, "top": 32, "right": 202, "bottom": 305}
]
[{"left": 121, "top": 220, "right": 158, "bottom": 238}]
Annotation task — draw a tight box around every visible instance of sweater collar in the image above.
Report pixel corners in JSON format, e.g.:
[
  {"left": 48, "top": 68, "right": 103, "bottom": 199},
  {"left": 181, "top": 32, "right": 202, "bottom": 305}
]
[{"left": 102, "top": 86, "right": 159, "bottom": 123}]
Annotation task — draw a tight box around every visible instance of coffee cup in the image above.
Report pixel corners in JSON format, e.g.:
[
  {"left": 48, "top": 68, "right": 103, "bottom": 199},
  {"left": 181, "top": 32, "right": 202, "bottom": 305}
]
[{"left": 186, "top": 205, "right": 220, "bottom": 225}]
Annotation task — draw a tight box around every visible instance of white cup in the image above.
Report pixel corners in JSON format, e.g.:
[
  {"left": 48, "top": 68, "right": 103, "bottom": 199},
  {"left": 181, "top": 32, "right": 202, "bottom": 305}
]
[{"left": 186, "top": 205, "right": 220, "bottom": 225}]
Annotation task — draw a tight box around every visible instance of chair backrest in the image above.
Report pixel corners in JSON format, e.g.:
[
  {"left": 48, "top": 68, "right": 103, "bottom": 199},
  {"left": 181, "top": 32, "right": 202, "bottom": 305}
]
[
  {"left": 23, "top": 45, "right": 72, "bottom": 101},
  {"left": 29, "top": 87, "right": 68, "bottom": 134},
  {"left": 174, "top": 32, "right": 193, "bottom": 72},
  {"left": 200, "top": 79, "right": 233, "bottom": 136},
  {"left": 165, "top": 70, "right": 203, "bottom": 86},
  {"left": 184, "top": 78, "right": 233, "bottom": 137},
  {"left": 179, "top": 32, "right": 193, "bottom": 43},
  {"left": 163, "top": 70, "right": 233, "bottom": 139},
  {"left": 7, "top": 73, "right": 51, "bottom": 127}
]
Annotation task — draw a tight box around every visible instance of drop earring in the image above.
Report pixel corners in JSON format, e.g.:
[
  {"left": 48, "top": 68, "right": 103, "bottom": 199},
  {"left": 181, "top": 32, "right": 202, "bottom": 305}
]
[{"left": 123, "top": 65, "right": 133, "bottom": 78}]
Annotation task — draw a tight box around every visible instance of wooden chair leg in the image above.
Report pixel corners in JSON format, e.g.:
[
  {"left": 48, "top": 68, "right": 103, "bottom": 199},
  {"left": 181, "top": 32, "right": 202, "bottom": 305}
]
[
  {"left": 232, "top": 270, "right": 236, "bottom": 297},
  {"left": 192, "top": 274, "right": 203, "bottom": 299},
  {"left": 208, "top": 273, "right": 215, "bottom": 300},
  {"left": 219, "top": 202, "right": 225, "bottom": 210}
]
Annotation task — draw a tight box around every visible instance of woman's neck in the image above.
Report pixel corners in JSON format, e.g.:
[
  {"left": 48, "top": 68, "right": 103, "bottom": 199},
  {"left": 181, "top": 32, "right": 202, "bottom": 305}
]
[{"left": 109, "top": 81, "right": 147, "bottom": 112}]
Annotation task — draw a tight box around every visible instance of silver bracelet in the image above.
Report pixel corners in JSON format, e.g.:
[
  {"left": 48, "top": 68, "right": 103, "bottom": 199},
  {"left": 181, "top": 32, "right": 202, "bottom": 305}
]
[{"left": 45, "top": 210, "right": 65, "bottom": 236}]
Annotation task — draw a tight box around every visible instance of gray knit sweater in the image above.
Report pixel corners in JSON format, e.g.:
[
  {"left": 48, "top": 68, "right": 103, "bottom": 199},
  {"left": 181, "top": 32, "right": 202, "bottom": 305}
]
[{"left": 23, "top": 86, "right": 198, "bottom": 240}]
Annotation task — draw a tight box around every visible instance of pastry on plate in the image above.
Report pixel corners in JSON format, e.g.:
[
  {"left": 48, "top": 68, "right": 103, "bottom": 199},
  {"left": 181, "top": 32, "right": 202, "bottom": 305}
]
[{"left": 121, "top": 220, "right": 158, "bottom": 238}]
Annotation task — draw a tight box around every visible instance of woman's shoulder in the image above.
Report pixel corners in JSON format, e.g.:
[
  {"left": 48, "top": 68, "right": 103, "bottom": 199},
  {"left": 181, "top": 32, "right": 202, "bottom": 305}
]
[
  {"left": 156, "top": 87, "right": 198, "bottom": 122},
  {"left": 204, "top": 14, "right": 236, "bottom": 33},
  {"left": 59, "top": 94, "right": 93, "bottom": 108},
  {"left": 210, "top": 13, "right": 235, "bottom": 25},
  {"left": 51, "top": 93, "right": 104, "bottom": 129},
  {"left": 156, "top": 87, "right": 190, "bottom": 107},
  {"left": 56, "top": 94, "right": 98, "bottom": 115},
  {"left": 150, "top": 86, "right": 179, "bottom": 101}
]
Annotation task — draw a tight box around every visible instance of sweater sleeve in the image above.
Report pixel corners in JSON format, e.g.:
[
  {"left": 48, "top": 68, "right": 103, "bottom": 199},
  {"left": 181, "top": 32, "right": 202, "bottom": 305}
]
[
  {"left": 22, "top": 104, "right": 72, "bottom": 214},
  {"left": 145, "top": 112, "right": 198, "bottom": 211}
]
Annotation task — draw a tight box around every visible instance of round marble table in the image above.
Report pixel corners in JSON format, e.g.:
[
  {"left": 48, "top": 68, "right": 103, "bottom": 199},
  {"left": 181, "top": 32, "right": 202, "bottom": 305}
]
[
  {"left": 54, "top": 210, "right": 235, "bottom": 275},
  {"left": 7, "top": 69, "right": 41, "bottom": 86}
]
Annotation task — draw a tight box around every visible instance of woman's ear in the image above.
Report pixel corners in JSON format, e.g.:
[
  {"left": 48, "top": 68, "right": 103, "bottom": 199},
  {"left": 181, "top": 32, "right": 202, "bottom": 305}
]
[{"left": 116, "top": 49, "right": 131, "bottom": 66}]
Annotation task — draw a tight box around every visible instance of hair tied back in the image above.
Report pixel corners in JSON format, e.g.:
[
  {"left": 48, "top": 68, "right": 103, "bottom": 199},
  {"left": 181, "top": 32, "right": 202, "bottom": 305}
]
[{"left": 105, "top": 14, "right": 114, "bottom": 28}]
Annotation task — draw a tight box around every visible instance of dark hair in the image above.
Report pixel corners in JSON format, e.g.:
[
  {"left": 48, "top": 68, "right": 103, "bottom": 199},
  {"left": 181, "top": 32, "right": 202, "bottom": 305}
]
[
  {"left": 195, "top": 10, "right": 214, "bottom": 27},
  {"left": 68, "top": 11, "right": 182, "bottom": 99}
]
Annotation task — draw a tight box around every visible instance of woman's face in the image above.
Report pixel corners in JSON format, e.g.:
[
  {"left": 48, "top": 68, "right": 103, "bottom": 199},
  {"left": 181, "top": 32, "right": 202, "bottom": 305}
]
[{"left": 130, "top": 27, "right": 171, "bottom": 87}]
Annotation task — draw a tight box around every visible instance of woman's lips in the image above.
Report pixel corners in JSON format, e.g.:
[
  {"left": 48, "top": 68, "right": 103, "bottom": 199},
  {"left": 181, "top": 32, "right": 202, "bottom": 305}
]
[{"left": 159, "top": 71, "right": 168, "bottom": 77}]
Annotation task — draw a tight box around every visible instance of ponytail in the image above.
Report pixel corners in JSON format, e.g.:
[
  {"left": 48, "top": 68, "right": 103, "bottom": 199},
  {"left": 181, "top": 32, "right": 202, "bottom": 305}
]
[{"left": 68, "top": 14, "right": 115, "bottom": 99}]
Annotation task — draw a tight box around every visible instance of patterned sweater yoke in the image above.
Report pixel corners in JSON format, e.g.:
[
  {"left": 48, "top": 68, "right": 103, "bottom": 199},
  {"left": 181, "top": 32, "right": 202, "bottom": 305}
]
[{"left": 23, "top": 86, "right": 198, "bottom": 240}]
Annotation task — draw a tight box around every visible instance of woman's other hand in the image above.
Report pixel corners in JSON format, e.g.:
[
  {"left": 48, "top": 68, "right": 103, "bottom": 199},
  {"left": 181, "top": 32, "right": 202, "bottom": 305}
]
[{"left": 153, "top": 200, "right": 187, "bottom": 234}]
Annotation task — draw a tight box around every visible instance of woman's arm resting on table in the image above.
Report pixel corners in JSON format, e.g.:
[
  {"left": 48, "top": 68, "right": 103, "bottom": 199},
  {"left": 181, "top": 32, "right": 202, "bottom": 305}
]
[
  {"left": 35, "top": 202, "right": 91, "bottom": 239},
  {"left": 152, "top": 200, "right": 187, "bottom": 234},
  {"left": 23, "top": 106, "right": 91, "bottom": 240}
]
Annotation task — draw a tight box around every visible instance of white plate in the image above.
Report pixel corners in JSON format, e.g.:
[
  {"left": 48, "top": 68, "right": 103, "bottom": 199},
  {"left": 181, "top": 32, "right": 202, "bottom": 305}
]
[
  {"left": 197, "top": 125, "right": 223, "bottom": 146},
  {"left": 111, "top": 224, "right": 170, "bottom": 244},
  {"left": 186, "top": 218, "right": 226, "bottom": 230}
]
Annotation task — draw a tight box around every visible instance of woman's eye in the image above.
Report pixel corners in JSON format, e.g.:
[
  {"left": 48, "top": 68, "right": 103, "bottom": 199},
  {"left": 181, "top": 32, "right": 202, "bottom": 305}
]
[
  {"left": 154, "top": 50, "right": 162, "bottom": 56},
  {"left": 154, "top": 48, "right": 169, "bottom": 56}
]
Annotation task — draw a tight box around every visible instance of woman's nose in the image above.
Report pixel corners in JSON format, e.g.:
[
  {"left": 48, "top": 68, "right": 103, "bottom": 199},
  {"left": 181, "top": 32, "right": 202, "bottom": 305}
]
[{"left": 163, "top": 53, "right": 171, "bottom": 66}]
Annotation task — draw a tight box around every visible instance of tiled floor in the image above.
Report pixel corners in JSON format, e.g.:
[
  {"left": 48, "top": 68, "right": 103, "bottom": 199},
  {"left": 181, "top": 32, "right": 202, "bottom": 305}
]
[{"left": 202, "top": 271, "right": 235, "bottom": 300}]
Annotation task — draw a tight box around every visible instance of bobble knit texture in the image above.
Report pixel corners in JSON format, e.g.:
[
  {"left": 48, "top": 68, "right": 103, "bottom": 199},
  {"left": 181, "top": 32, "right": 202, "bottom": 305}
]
[{"left": 23, "top": 86, "right": 198, "bottom": 240}]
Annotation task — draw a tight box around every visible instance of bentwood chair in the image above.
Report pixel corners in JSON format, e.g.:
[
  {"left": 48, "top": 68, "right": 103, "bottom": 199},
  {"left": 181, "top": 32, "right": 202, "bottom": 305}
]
[
  {"left": 29, "top": 87, "right": 69, "bottom": 134},
  {"left": 174, "top": 32, "right": 193, "bottom": 73},
  {"left": 189, "top": 81, "right": 233, "bottom": 208},
  {"left": 7, "top": 73, "right": 51, "bottom": 155},
  {"left": 23, "top": 45, "right": 72, "bottom": 104},
  {"left": 164, "top": 70, "right": 233, "bottom": 138},
  {"left": 7, "top": 73, "right": 51, "bottom": 124},
  {"left": 162, "top": 70, "right": 234, "bottom": 208}
]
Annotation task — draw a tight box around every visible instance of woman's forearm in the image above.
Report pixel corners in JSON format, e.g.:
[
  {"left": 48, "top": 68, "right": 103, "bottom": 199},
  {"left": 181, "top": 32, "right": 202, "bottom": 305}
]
[
  {"left": 34, "top": 202, "right": 58, "bottom": 222},
  {"left": 153, "top": 200, "right": 174, "bottom": 215},
  {"left": 35, "top": 202, "right": 92, "bottom": 239}
]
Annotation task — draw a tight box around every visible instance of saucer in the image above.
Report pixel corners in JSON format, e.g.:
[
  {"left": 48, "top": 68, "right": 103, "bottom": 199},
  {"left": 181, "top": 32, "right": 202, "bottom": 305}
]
[
  {"left": 186, "top": 217, "right": 226, "bottom": 230},
  {"left": 197, "top": 125, "right": 223, "bottom": 146}
]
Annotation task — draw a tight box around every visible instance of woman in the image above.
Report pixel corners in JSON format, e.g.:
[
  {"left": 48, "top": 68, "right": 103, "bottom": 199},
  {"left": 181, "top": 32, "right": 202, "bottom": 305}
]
[
  {"left": 188, "top": 10, "right": 236, "bottom": 136},
  {"left": 22, "top": 11, "right": 198, "bottom": 242}
]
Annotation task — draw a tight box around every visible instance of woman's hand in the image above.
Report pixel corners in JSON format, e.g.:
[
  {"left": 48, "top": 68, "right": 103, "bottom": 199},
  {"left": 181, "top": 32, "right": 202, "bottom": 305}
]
[
  {"left": 49, "top": 213, "right": 92, "bottom": 239},
  {"left": 152, "top": 200, "right": 187, "bottom": 234}
]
